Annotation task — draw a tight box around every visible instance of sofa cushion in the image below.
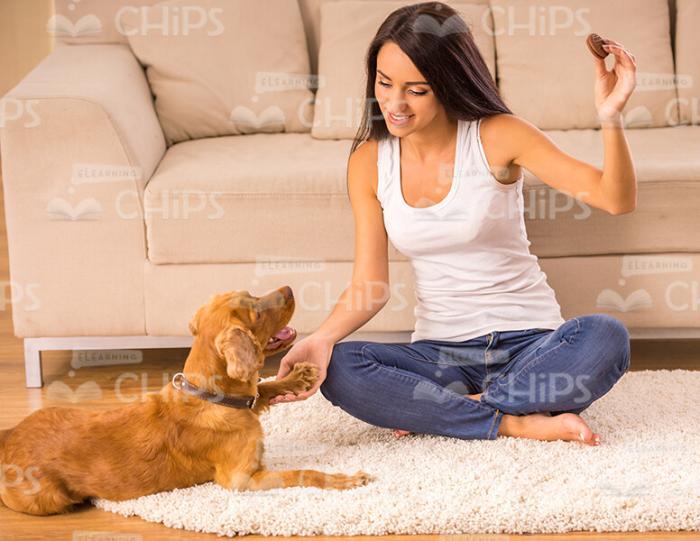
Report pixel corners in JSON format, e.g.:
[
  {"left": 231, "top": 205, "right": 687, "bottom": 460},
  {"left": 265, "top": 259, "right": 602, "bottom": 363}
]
[
  {"left": 490, "top": 0, "right": 678, "bottom": 129},
  {"left": 144, "top": 126, "right": 700, "bottom": 264},
  {"left": 676, "top": 0, "right": 700, "bottom": 125},
  {"left": 311, "top": 0, "right": 497, "bottom": 139},
  {"left": 120, "top": 0, "right": 314, "bottom": 144},
  {"left": 49, "top": 0, "right": 493, "bottom": 75},
  {"left": 144, "top": 134, "right": 358, "bottom": 264},
  {"left": 300, "top": 0, "right": 493, "bottom": 74}
]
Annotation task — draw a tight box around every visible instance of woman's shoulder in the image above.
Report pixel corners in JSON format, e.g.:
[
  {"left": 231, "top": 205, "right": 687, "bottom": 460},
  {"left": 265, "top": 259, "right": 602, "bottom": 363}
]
[
  {"left": 352, "top": 137, "right": 379, "bottom": 152},
  {"left": 479, "top": 113, "right": 540, "bottom": 148},
  {"left": 349, "top": 138, "right": 380, "bottom": 167},
  {"left": 478, "top": 113, "right": 539, "bottom": 168},
  {"left": 478, "top": 112, "right": 522, "bottom": 132},
  {"left": 348, "top": 138, "right": 381, "bottom": 198}
]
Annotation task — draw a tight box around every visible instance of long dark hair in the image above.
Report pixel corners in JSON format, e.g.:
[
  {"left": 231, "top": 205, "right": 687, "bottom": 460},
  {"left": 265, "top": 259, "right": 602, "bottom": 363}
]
[{"left": 350, "top": 1, "right": 512, "bottom": 155}]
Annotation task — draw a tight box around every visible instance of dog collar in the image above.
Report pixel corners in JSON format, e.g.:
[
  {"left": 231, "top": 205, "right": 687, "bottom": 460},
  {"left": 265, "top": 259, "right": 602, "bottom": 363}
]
[{"left": 171, "top": 372, "right": 260, "bottom": 410}]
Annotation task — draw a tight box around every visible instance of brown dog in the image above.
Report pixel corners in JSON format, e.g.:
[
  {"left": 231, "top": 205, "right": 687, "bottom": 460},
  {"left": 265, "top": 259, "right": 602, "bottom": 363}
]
[{"left": 0, "top": 286, "right": 373, "bottom": 515}]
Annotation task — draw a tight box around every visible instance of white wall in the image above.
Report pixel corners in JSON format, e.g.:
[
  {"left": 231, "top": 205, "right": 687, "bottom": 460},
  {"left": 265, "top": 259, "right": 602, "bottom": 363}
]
[{"left": 0, "top": 0, "right": 54, "bottom": 97}]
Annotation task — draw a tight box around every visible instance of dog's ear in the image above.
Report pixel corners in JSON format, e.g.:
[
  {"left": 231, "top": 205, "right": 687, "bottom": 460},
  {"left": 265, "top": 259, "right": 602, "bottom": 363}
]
[{"left": 214, "top": 325, "right": 262, "bottom": 381}]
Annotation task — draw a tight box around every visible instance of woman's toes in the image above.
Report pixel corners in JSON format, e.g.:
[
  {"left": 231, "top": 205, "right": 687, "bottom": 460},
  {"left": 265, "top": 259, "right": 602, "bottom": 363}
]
[
  {"left": 566, "top": 417, "right": 600, "bottom": 446},
  {"left": 578, "top": 430, "right": 601, "bottom": 445},
  {"left": 393, "top": 429, "right": 411, "bottom": 438}
]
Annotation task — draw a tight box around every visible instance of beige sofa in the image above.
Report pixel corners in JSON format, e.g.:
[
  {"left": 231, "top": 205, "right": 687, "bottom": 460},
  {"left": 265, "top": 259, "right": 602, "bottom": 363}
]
[{"left": 1, "top": 0, "right": 698, "bottom": 388}]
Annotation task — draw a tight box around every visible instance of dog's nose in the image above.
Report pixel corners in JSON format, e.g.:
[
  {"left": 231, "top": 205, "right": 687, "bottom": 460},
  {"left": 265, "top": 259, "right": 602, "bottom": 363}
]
[{"left": 280, "top": 286, "right": 293, "bottom": 300}]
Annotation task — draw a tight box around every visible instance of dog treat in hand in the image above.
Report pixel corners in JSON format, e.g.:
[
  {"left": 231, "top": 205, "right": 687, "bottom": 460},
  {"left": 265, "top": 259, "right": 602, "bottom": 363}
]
[{"left": 586, "top": 33, "right": 610, "bottom": 59}]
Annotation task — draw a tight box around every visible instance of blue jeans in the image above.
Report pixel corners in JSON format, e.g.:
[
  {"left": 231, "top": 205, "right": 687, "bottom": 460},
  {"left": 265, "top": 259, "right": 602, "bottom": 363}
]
[{"left": 319, "top": 314, "right": 631, "bottom": 440}]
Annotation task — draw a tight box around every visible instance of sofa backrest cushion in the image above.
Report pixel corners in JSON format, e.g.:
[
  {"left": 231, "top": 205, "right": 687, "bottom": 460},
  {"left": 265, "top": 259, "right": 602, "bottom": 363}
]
[
  {"left": 53, "top": 0, "right": 676, "bottom": 74},
  {"left": 51, "top": 0, "right": 683, "bottom": 131},
  {"left": 675, "top": 0, "right": 700, "bottom": 125},
  {"left": 51, "top": 0, "right": 491, "bottom": 74},
  {"left": 311, "top": 0, "right": 496, "bottom": 140},
  {"left": 118, "top": 0, "right": 314, "bottom": 144},
  {"left": 490, "top": 0, "right": 679, "bottom": 129},
  {"left": 298, "top": 0, "right": 491, "bottom": 74}
]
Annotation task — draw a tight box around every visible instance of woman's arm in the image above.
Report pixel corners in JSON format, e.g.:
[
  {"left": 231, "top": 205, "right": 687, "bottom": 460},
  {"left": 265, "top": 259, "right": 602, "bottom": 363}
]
[
  {"left": 506, "top": 38, "right": 638, "bottom": 215},
  {"left": 594, "top": 40, "right": 638, "bottom": 214},
  {"left": 314, "top": 140, "right": 391, "bottom": 345},
  {"left": 597, "top": 110, "right": 637, "bottom": 214}
]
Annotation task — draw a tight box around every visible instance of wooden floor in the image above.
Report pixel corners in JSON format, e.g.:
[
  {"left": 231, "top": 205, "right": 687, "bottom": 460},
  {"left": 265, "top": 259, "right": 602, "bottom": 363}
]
[{"left": 1, "top": 176, "right": 699, "bottom": 540}]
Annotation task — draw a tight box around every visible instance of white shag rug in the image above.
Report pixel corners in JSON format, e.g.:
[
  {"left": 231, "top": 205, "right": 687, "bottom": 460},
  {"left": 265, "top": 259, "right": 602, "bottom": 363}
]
[{"left": 94, "top": 370, "right": 700, "bottom": 536}]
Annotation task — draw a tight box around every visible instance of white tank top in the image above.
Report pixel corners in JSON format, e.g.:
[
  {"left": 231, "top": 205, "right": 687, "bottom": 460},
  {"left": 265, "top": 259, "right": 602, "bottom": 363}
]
[{"left": 376, "top": 117, "right": 566, "bottom": 343}]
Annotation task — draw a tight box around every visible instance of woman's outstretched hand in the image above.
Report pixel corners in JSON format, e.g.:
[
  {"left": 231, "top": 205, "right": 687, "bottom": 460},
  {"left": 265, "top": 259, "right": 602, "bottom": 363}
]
[
  {"left": 593, "top": 38, "right": 637, "bottom": 124},
  {"left": 268, "top": 334, "right": 334, "bottom": 404}
]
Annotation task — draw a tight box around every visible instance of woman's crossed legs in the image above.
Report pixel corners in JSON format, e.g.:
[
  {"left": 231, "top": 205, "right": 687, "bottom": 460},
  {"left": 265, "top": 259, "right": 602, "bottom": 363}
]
[{"left": 319, "top": 314, "right": 630, "bottom": 445}]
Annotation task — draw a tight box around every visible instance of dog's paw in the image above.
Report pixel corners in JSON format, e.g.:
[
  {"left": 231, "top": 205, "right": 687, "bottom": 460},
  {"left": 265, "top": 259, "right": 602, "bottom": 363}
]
[
  {"left": 326, "top": 470, "right": 375, "bottom": 490},
  {"left": 351, "top": 470, "right": 375, "bottom": 486},
  {"left": 289, "top": 362, "right": 319, "bottom": 391}
]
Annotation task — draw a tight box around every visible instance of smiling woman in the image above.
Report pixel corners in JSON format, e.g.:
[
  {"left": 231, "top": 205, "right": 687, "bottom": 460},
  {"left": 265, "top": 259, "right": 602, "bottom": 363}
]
[{"left": 273, "top": 1, "right": 634, "bottom": 448}]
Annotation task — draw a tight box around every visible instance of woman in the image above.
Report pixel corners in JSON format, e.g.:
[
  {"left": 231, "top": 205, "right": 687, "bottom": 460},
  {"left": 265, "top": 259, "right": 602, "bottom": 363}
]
[{"left": 270, "top": 2, "right": 637, "bottom": 446}]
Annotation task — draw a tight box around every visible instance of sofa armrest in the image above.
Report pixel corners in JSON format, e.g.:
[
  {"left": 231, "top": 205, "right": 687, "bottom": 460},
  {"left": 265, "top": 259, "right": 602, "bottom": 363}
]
[
  {"left": 0, "top": 44, "right": 166, "bottom": 338},
  {"left": 2, "top": 43, "right": 166, "bottom": 185}
]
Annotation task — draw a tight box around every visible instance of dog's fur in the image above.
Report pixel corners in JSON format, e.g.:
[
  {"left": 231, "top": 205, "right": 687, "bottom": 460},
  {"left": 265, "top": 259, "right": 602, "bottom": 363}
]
[{"left": 0, "top": 287, "right": 373, "bottom": 515}]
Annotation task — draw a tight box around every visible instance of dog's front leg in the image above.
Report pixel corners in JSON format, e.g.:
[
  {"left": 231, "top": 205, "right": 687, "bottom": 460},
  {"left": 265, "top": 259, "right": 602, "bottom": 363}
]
[
  {"left": 255, "top": 362, "right": 318, "bottom": 410},
  {"left": 214, "top": 439, "right": 265, "bottom": 490},
  {"left": 215, "top": 466, "right": 258, "bottom": 491},
  {"left": 217, "top": 466, "right": 374, "bottom": 491},
  {"left": 215, "top": 465, "right": 287, "bottom": 491}
]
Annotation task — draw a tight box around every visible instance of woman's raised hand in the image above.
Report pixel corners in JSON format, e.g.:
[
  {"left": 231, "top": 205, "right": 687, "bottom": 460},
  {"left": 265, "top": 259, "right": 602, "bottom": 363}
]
[{"left": 593, "top": 38, "right": 637, "bottom": 124}]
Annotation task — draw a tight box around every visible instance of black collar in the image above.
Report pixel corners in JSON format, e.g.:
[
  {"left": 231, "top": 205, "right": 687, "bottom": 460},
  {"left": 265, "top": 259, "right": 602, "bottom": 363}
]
[{"left": 171, "top": 372, "right": 259, "bottom": 410}]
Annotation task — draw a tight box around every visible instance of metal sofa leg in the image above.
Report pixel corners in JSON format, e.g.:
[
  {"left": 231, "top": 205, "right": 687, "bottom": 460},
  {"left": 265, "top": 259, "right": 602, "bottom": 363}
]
[
  {"left": 24, "top": 338, "right": 43, "bottom": 388},
  {"left": 20, "top": 335, "right": 197, "bottom": 389}
]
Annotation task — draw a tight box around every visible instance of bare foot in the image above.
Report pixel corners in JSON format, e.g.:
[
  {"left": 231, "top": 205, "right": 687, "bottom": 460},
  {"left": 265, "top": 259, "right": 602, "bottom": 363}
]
[
  {"left": 392, "top": 392, "right": 484, "bottom": 438},
  {"left": 500, "top": 412, "right": 601, "bottom": 446}
]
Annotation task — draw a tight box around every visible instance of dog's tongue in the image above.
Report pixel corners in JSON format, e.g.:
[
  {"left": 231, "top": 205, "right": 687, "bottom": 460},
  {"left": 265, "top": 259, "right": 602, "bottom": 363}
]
[{"left": 273, "top": 326, "right": 294, "bottom": 340}]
